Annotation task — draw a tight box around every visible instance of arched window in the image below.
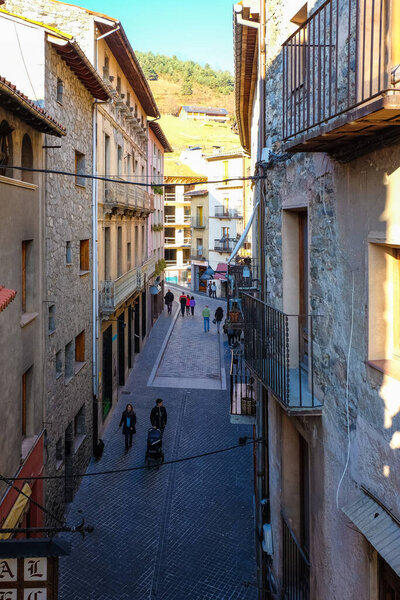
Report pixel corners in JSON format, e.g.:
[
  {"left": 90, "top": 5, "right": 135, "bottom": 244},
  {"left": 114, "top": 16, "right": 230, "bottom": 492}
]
[
  {"left": 21, "top": 134, "right": 33, "bottom": 183},
  {"left": 0, "top": 120, "right": 13, "bottom": 178}
]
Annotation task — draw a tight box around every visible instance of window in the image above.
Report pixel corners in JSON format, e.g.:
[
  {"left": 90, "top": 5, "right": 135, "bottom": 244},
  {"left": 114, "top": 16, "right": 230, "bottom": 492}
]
[
  {"left": 223, "top": 160, "right": 229, "bottom": 184},
  {"left": 22, "top": 240, "right": 34, "bottom": 313},
  {"left": 103, "top": 55, "right": 109, "bottom": 79},
  {"left": 75, "top": 330, "right": 85, "bottom": 367},
  {"left": 80, "top": 239, "right": 89, "bottom": 273},
  {"left": 117, "top": 145, "right": 122, "bottom": 177},
  {"left": 105, "top": 227, "right": 110, "bottom": 279},
  {"left": 21, "top": 134, "right": 33, "bottom": 183},
  {"left": 0, "top": 120, "right": 13, "bottom": 178},
  {"left": 116, "top": 75, "right": 121, "bottom": 94},
  {"left": 127, "top": 242, "right": 131, "bottom": 270},
  {"left": 126, "top": 153, "right": 131, "bottom": 180},
  {"left": 142, "top": 225, "right": 145, "bottom": 261},
  {"left": 126, "top": 92, "right": 130, "bottom": 106},
  {"left": 117, "top": 227, "right": 122, "bottom": 277},
  {"left": 368, "top": 244, "right": 400, "bottom": 378},
  {"left": 141, "top": 165, "right": 145, "bottom": 185},
  {"left": 21, "top": 366, "right": 33, "bottom": 437},
  {"left": 56, "top": 78, "right": 64, "bottom": 104},
  {"left": 65, "top": 340, "right": 74, "bottom": 380},
  {"left": 55, "top": 350, "right": 62, "bottom": 378},
  {"left": 48, "top": 304, "right": 55, "bottom": 334},
  {"left": 66, "top": 241, "right": 72, "bottom": 264},
  {"left": 75, "top": 151, "right": 85, "bottom": 187}
]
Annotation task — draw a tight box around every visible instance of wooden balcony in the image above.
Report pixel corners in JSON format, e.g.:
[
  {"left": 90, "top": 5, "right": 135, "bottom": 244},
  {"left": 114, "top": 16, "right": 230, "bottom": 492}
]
[
  {"left": 242, "top": 294, "right": 322, "bottom": 415},
  {"left": 99, "top": 255, "right": 156, "bottom": 315},
  {"left": 103, "top": 178, "right": 152, "bottom": 214},
  {"left": 282, "top": 0, "right": 400, "bottom": 160}
]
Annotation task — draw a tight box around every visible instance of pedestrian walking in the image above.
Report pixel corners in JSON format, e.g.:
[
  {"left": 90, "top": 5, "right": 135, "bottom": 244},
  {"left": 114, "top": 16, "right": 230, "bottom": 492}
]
[
  {"left": 208, "top": 281, "right": 212, "bottom": 297},
  {"left": 202, "top": 305, "right": 210, "bottom": 332},
  {"left": 179, "top": 292, "right": 187, "bottom": 316},
  {"left": 214, "top": 306, "right": 224, "bottom": 333},
  {"left": 164, "top": 289, "right": 174, "bottom": 315},
  {"left": 224, "top": 318, "right": 235, "bottom": 346},
  {"left": 190, "top": 296, "right": 196, "bottom": 316},
  {"left": 211, "top": 281, "right": 217, "bottom": 298},
  {"left": 119, "top": 403, "right": 137, "bottom": 452},
  {"left": 185, "top": 294, "right": 191, "bottom": 316},
  {"left": 150, "top": 398, "right": 168, "bottom": 434}
]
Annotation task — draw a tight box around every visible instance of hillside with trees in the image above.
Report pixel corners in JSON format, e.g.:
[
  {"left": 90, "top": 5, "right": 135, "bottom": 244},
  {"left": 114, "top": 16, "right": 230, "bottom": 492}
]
[{"left": 136, "top": 51, "right": 235, "bottom": 115}]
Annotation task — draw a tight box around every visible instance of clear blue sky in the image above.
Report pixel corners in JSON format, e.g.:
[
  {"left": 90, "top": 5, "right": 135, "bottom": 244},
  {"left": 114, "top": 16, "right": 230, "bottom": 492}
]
[{"left": 80, "top": 0, "right": 235, "bottom": 73}]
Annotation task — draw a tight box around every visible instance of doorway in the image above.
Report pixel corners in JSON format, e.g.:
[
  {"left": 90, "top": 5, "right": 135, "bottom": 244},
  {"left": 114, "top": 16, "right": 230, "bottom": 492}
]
[
  {"left": 134, "top": 298, "right": 140, "bottom": 353},
  {"left": 118, "top": 313, "right": 125, "bottom": 386},
  {"left": 299, "top": 211, "right": 309, "bottom": 369},
  {"left": 102, "top": 326, "right": 113, "bottom": 420},
  {"left": 128, "top": 307, "right": 132, "bottom": 369}
]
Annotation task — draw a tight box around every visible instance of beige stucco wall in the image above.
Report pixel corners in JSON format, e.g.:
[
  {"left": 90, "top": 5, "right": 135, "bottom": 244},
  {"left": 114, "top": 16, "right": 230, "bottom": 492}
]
[{"left": 0, "top": 109, "right": 45, "bottom": 501}]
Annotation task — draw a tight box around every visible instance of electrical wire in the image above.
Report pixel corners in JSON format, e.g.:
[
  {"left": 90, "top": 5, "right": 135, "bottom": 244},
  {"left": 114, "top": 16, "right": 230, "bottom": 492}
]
[
  {"left": 13, "top": 23, "right": 38, "bottom": 103},
  {"left": 6, "top": 436, "right": 263, "bottom": 482},
  {"left": 335, "top": 270, "right": 355, "bottom": 509},
  {"left": 0, "top": 473, "right": 65, "bottom": 526},
  {"left": 5, "top": 164, "right": 264, "bottom": 187}
]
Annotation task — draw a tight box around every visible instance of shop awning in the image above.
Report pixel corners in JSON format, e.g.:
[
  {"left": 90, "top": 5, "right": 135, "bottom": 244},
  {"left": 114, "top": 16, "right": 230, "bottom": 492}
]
[
  {"left": 343, "top": 492, "right": 400, "bottom": 576},
  {"left": 228, "top": 200, "right": 259, "bottom": 264},
  {"left": 214, "top": 263, "right": 228, "bottom": 280},
  {"left": 150, "top": 284, "right": 162, "bottom": 295},
  {"left": 0, "top": 483, "right": 32, "bottom": 540}
]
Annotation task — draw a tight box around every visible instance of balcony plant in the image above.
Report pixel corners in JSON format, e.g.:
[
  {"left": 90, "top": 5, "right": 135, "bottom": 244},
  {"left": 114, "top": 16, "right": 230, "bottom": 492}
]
[
  {"left": 151, "top": 183, "right": 163, "bottom": 195},
  {"left": 155, "top": 258, "right": 167, "bottom": 276},
  {"left": 151, "top": 224, "right": 163, "bottom": 232}
]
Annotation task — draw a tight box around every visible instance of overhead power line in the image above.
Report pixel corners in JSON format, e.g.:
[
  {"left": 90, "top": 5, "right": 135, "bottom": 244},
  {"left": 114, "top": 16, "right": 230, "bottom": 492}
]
[
  {"left": 5, "top": 164, "right": 263, "bottom": 187},
  {"left": 6, "top": 436, "right": 263, "bottom": 482}
]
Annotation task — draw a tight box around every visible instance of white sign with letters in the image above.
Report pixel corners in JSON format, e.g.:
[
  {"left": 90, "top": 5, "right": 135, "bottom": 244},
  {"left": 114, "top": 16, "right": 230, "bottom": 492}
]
[
  {"left": 0, "top": 561, "right": 17, "bottom": 583},
  {"left": 0, "top": 590, "right": 17, "bottom": 600},
  {"left": 23, "top": 590, "right": 47, "bottom": 600},
  {"left": 24, "top": 558, "right": 47, "bottom": 581}
]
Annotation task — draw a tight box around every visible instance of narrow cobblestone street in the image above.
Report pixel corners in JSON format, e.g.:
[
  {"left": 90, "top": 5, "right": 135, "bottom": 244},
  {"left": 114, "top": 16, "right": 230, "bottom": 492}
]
[{"left": 59, "top": 289, "right": 257, "bottom": 600}]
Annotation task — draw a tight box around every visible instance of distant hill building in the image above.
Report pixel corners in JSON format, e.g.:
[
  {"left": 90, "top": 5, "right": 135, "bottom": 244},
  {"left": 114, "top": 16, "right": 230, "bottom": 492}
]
[{"left": 178, "top": 106, "right": 229, "bottom": 122}]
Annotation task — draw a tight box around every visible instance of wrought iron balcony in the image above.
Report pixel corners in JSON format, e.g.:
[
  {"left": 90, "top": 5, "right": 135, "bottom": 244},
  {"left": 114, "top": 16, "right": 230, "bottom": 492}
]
[
  {"left": 230, "top": 348, "right": 256, "bottom": 424},
  {"left": 282, "top": 0, "right": 400, "bottom": 158},
  {"left": 242, "top": 294, "right": 322, "bottom": 415},
  {"left": 214, "top": 238, "right": 236, "bottom": 253},
  {"left": 103, "top": 179, "right": 152, "bottom": 213},
  {"left": 99, "top": 255, "right": 156, "bottom": 315},
  {"left": 214, "top": 206, "right": 242, "bottom": 219},
  {"left": 191, "top": 217, "right": 207, "bottom": 228},
  {"left": 282, "top": 514, "right": 310, "bottom": 600}
]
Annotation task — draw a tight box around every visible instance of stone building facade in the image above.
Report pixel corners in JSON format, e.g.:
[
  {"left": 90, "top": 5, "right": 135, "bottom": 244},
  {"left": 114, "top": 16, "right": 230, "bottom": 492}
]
[
  {"left": 234, "top": 0, "right": 400, "bottom": 598},
  {"left": 0, "top": 76, "right": 64, "bottom": 533},
  {"left": 0, "top": 8, "right": 110, "bottom": 520},
  {"left": 3, "top": 0, "right": 165, "bottom": 439}
]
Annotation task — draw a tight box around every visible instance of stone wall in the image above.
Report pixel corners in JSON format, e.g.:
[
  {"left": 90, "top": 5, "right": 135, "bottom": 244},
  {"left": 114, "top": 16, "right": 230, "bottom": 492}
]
[
  {"left": 43, "top": 43, "right": 94, "bottom": 521},
  {"left": 262, "top": 1, "right": 400, "bottom": 597}
]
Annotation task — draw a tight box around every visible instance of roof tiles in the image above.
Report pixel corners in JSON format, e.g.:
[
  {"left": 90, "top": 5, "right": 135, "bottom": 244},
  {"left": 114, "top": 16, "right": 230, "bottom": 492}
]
[{"left": 0, "top": 286, "right": 17, "bottom": 312}]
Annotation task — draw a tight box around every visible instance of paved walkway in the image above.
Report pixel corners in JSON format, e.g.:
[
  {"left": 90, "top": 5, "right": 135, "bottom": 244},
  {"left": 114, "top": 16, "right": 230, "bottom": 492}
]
[
  {"left": 149, "top": 289, "right": 226, "bottom": 389},
  {"left": 59, "top": 290, "right": 257, "bottom": 600}
]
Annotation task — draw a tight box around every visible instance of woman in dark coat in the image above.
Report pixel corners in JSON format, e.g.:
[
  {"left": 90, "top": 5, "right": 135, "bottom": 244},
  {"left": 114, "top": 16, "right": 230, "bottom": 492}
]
[
  {"left": 119, "top": 403, "right": 137, "bottom": 452},
  {"left": 214, "top": 306, "right": 224, "bottom": 333}
]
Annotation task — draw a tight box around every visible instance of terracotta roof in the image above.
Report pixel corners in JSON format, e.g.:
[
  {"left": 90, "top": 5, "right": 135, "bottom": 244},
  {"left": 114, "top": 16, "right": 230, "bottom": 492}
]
[
  {"left": 180, "top": 106, "right": 228, "bottom": 115},
  {"left": 0, "top": 286, "right": 17, "bottom": 312},
  {"left": 149, "top": 121, "right": 173, "bottom": 153},
  {"left": 0, "top": 76, "right": 66, "bottom": 136},
  {"left": 0, "top": 9, "right": 110, "bottom": 102}
]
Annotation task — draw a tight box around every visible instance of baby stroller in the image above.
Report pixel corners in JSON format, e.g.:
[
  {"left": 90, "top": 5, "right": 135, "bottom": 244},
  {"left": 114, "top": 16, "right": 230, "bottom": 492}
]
[{"left": 145, "top": 427, "right": 164, "bottom": 467}]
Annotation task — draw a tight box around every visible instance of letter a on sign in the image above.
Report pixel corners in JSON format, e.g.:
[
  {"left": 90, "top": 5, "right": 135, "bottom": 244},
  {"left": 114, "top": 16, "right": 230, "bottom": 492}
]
[{"left": 0, "top": 560, "right": 17, "bottom": 581}]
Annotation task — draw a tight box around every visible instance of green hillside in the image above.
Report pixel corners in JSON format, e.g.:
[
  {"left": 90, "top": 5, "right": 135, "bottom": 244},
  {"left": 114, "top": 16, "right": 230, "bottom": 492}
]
[{"left": 136, "top": 52, "right": 239, "bottom": 160}]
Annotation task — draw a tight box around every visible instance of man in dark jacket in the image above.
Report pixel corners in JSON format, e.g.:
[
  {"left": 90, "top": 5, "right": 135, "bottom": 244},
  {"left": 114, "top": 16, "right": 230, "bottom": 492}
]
[
  {"left": 164, "top": 289, "right": 174, "bottom": 314},
  {"left": 179, "top": 293, "right": 187, "bottom": 316},
  {"left": 150, "top": 398, "right": 167, "bottom": 433},
  {"left": 215, "top": 306, "right": 224, "bottom": 333},
  {"left": 119, "top": 403, "right": 137, "bottom": 452}
]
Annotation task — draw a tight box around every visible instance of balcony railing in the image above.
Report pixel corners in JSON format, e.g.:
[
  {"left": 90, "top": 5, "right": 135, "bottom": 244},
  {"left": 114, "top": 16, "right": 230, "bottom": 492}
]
[
  {"left": 192, "top": 217, "right": 207, "bottom": 228},
  {"left": 214, "top": 238, "right": 236, "bottom": 253},
  {"left": 214, "top": 206, "right": 242, "bottom": 219},
  {"left": 164, "top": 214, "right": 176, "bottom": 224},
  {"left": 230, "top": 348, "right": 256, "bottom": 424},
  {"left": 282, "top": 0, "right": 400, "bottom": 153},
  {"left": 164, "top": 237, "right": 176, "bottom": 245},
  {"left": 282, "top": 514, "right": 310, "bottom": 600},
  {"left": 165, "top": 193, "right": 176, "bottom": 203},
  {"left": 242, "top": 294, "right": 322, "bottom": 414},
  {"left": 103, "top": 178, "right": 151, "bottom": 212},
  {"left": 99, "top": 255, "right": 156, "bottom": 315}
]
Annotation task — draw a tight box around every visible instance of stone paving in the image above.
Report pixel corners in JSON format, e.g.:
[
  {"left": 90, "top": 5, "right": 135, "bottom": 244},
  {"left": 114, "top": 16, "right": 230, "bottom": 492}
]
[{"left": 59, "top": 290, "right": 257, "bottom": 600}]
